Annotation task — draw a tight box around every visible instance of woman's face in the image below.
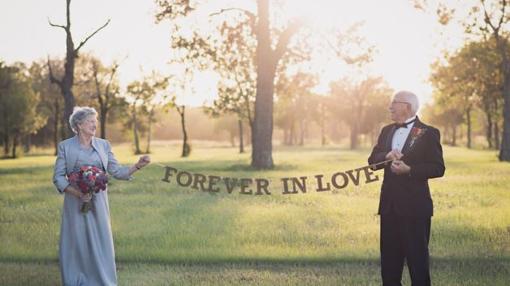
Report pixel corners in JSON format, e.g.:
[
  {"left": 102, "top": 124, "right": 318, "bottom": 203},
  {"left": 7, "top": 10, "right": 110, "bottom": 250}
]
[{"left": 78, "top": 115, "right": 97, "bottom": 137}]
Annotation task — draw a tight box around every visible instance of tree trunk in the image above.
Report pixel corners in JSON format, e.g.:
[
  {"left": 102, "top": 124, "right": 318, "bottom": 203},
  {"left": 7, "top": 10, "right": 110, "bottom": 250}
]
[
  {"left": 100, "top": 105, "right": 107, "bottom": 139},
  {"left": 54, "top": 99, "right": 60, "bottom": 155},
  {"left": 48, "top": 0, "right": 109, "bottom": 139},
  {"left": 250, "top": 0, "right": 300, "bottom": 168},
  {"left": 486, "top": 112, "right": 493, "bottom": 149},
  {"left": 12, "top": 132, "right": 18, "bottom": 158},
  {"left": 229, "top": 132, "right": 236, "bottom": 147},
  {"left": 23, "top": 134, "right": 31, "bottom": 154},
  {"left": 495, "top": 98, "right": 500, "bottom": 149},
  {"left": 132, "top": 105, "right": 141, "bottom": 154},
  {"left": 238, "top": 119, "right": 244, "bottom": 153},
  {"left": 3, "top": 132, "right": 9, "bottom": 157},
  {"left": 495, "top": 121, "right": 500, "bottom": 149},
  {"left": 320, "top": 105, "right": 326, "bottom": 146},
  {"left": 289, "top": 123, "right": 296, "bottom": 145},
  {"left": 500, "top": 79, "right": 510, "bottom": 160},
  {"left": 466, "top": 107, "right": 472, "bottom": 149},
  {"left": 452, "top": 124, "right": 457, "bottom": 146},
  {"left": 251, "top": 59, "right": 276, "bottom": 167},
  {"left": 491, "top": 30, "right": 510, "bottom": 160},
  {"left": 350, "top": 122, "right": 359, "bottom": 149},
  {"left": 146, "top": 110, "right": 153, "bottom": 154},
  {"left": 178, "top": 106, "right": 190, "bottom": 157},
  {"left": 61, "top": 67, "right": 76, "bottom": 139},
  {"left": 299, "top": 119, "right": 305, "bottom": 146},
  {"left": 251, "top": 0, "right": 275, "bottom": 168}
]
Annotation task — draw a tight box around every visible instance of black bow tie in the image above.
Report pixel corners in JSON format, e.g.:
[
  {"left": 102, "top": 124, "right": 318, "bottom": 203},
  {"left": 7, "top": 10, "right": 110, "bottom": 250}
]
[{"left": 395, "top": 118, "right": 416, "bottom": 129}]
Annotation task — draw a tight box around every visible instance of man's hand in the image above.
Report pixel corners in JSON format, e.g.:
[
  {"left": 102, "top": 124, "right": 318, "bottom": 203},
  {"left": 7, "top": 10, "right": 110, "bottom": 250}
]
[
  {"left": 385, "top": 149, "right": 403, "bottom": 161},
  {"left": 391, "top": 160, "right": 411, "bottom": 175}
]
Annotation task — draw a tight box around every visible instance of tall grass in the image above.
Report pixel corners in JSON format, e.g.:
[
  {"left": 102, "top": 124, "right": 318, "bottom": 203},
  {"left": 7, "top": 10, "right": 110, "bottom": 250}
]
[{"left": 0, "top": 143, "right": 508, "bottom": 285}]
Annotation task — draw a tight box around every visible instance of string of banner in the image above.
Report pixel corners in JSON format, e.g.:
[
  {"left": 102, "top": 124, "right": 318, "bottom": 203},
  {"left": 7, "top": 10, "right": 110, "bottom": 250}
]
[{"left": 147, "top": 159, "right": 392, "bottom": 196}]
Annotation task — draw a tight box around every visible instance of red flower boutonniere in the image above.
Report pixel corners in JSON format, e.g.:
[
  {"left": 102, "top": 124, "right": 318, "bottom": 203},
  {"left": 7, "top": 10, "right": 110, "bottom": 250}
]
[{"left": 409, "top": 127, "right": 427, "bottom": 149}]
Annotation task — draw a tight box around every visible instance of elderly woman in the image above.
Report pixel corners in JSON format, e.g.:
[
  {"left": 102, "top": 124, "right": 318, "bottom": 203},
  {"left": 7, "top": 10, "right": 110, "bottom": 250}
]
[{"left": 53, "top": 106, "right": 150, "bottom": 286}]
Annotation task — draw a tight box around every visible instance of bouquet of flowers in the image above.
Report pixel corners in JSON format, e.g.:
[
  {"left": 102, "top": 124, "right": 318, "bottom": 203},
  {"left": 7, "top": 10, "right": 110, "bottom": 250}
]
[{"left": 68, "top": 166, "right": 108, "bottom": 213}]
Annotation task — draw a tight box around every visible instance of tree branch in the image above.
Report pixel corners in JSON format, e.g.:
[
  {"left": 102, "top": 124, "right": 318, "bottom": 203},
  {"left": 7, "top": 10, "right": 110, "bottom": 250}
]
[
  {"left": 48, "top": 17, "right": 67, "bottom": 31},
  {"left": 75, "top": 19, "right": 111, "bottom": 53},
  {"left": 481, "top": 0, "right": 501, "bottom": 33},
  {"left": 273, "top": 20, "right": 303, "bottom": 61},
  {"left": 210, "top": 8, "right": 255, "bottom": 19},
  {"left": 210, "top": 7, "right": 256, "bottom": 35},
  {"left": 104, "top": 62, "right": 119, "bottom": 105},
  {"left": 47, "top": 56, "right": 63, "bottom": 87}
]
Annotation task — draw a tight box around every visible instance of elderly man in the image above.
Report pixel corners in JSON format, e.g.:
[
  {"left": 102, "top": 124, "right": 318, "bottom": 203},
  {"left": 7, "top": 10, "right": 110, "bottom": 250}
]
[{"left": 368, "top": 91, "right": 445, "bottom": 286}]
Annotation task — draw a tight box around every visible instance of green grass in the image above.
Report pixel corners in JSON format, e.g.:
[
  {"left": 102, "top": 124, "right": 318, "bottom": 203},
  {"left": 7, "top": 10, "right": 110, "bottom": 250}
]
[{"left": 0, "top": 142, "right": 509, "bottom": 285}]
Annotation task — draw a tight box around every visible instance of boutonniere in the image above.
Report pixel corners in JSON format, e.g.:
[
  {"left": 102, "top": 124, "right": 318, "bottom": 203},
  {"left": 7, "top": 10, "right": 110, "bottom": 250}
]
[{"left": 409, "top": 127, "right": 427, "bottom": 149}]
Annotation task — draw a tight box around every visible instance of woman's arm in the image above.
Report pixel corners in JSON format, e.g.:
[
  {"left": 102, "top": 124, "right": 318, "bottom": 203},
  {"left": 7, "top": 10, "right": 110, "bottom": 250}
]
[
  {"left": 127, "top": 155, "right": 151, "bottom": 176},
  {"left": 106, "top": 141, "right": 151, "bottom": 179},
  {"left": 53, "top": 142, "right": 70, "bottom": 193}
]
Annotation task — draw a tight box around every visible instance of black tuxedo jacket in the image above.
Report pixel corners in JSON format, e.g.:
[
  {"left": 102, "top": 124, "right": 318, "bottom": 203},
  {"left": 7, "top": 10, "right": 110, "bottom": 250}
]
[{"left": 368, "top": 118, "right": 445, "bottom": 217}]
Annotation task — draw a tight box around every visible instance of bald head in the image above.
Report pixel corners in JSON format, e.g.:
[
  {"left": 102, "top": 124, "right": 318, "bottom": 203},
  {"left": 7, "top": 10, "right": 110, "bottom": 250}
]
[{"left": 393, "top": 91, "right": 419, "bottom": 115}]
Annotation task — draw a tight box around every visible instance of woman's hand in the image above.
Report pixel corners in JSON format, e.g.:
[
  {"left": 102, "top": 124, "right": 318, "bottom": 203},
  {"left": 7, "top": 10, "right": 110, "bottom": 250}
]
[
  {"left": 135, "top": 155, "right": 151, "bottom": 170},
  {"left": 80, "top": 193, "right": 92, "bottom": 203}
]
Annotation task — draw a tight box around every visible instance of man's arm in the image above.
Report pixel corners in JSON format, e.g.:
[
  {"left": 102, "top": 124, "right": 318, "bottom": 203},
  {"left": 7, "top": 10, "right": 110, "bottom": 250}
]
[{"left": 368, "top": 127, "right": 390, "bottom": 170}]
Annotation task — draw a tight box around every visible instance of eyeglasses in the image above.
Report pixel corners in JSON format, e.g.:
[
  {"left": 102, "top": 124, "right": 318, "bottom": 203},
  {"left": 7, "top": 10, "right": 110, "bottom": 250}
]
[{"left": 391, "top": 101, "right": 410, "bottom": 106}]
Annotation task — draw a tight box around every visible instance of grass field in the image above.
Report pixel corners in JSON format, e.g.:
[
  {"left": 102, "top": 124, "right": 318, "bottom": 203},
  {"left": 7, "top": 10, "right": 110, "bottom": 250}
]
[{"left": 0, "top": 142, "right": 509, "bottom": 285}]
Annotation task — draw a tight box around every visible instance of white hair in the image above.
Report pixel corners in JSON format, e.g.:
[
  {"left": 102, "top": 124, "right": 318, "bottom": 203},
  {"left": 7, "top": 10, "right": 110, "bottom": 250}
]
[
  {"left": 393, "top": 90, "right": 419, "bottom": 115},
  {"left": 69, "top": 106, "right": 97, "bottom": 134}
]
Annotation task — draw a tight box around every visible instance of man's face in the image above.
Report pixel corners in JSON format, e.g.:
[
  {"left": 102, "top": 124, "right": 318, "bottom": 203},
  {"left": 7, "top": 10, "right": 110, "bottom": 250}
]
[{"left": 389, "top": 96, "right": 412, "bottom": 123}]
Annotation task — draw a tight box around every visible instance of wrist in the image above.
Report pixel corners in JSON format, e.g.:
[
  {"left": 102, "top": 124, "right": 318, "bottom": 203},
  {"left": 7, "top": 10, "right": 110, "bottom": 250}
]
[{"left": 135, "top": 164, "right": 141, "bottom": 170}]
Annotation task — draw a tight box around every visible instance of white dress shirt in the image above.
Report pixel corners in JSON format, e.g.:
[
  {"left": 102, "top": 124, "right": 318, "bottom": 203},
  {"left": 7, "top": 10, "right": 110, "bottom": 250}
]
[{"left": 391, "top": 115, "right": 417, "bottom": 152}]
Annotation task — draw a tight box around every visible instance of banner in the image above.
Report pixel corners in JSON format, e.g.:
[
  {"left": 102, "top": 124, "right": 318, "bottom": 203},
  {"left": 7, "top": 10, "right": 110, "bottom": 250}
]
[{"left": 161, "top": 162, "right": 385, "bottom": 195}]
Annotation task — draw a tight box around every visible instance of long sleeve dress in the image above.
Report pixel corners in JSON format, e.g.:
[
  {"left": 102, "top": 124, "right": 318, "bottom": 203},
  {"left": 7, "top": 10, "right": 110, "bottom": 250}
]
[{"left": 53, "top": 136, "right": 131, "bottom": 286}]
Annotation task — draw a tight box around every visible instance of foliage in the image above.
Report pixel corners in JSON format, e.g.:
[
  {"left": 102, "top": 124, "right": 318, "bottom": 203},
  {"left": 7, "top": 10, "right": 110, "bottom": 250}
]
[{"left": 0, "top": 62, "right": 46, "bottom": 157}]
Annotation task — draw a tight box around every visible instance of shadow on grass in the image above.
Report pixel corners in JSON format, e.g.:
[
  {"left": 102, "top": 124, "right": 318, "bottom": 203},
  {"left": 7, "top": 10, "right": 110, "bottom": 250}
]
[{"left": 1, "top": 256, "right": 508, "bottom": 268}]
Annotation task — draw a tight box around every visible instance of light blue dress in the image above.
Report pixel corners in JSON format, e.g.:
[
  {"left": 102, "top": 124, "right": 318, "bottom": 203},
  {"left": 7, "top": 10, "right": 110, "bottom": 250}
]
[{"left": 53, "top": 136, "right": 132, "bottom": 286}]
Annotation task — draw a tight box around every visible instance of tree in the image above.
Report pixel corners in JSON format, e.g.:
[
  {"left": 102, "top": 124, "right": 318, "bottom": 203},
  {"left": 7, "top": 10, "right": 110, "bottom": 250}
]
[
  {"left": 203, "top": 15, "right": 258, "bottom": 154},
  {"left": 329, "top": 76, "right": 392, "bottom": 149},
  {"left": 126, "top": 74, "right": 168, "bottom": 154},
  {"left": 89, "top": 59, "right": 121, "bottom": 139},
  {"left": 0, "top": 62, "right": 46, "bottom": 158},
  {"left": 250, "top": 0, "right": 302, "bottom": 168},
  {"left": 213, "top": 114, "right": 242, "bottom": 147},
  {"left": 47, "top": 0, "right": 109, "bottom": 138},
  {"left": 156, "top": 0, "right": 302, "bottom": 168},
  {"left": 164, "top": 67, "right": 193, "bottom": 158},
  {"left": 429, "top": 38, "right": 507, "bottom": 149},
  {"left": 309, "top": 94, "right": 330, "bottom": 146},
  {"left": 430, "top": 54, "right": 478, "bottom": 149},
  {"left": 416, "top": 0, "right": 510, "bottom": 159},
  {"left": 275, "top": 71, "right": 318, "bottom": 146},
  {"left": 28, "top": 60, "right": 64, "bottom": 155},
  {"left": 421, "top": 97, "right": 464, "bottom": 146}
]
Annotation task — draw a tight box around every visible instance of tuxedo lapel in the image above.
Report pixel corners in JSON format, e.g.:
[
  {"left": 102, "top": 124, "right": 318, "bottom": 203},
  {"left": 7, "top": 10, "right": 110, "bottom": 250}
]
[{"left": 401, "top": 118, "right": 424, "bottom": 155}]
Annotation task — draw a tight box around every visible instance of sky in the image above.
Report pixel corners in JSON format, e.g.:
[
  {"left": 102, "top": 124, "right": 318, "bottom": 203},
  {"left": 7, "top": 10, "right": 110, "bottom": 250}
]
[{"left": 0, "top": 0, "right": 468, "bottom": 106}]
